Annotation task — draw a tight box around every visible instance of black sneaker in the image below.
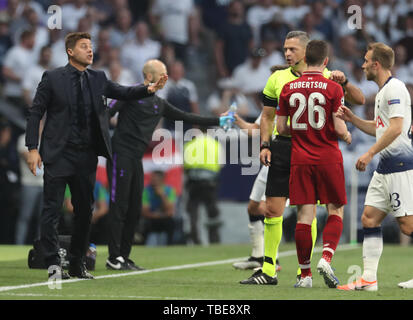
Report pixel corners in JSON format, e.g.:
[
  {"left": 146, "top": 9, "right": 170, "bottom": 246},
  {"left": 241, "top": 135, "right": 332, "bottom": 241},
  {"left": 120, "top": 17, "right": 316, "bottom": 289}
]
[
  {"left": 106, "top": 256, "right": 129, "bottom": 270},
  {"left": 124, "top": 258, "right": 145, "bottom": 271},
  {"left": 68, "top": 262, "right": 94, "bottom": 279},
  {"left": 240, "top": 269, "right": 278, "bottom": 285}
]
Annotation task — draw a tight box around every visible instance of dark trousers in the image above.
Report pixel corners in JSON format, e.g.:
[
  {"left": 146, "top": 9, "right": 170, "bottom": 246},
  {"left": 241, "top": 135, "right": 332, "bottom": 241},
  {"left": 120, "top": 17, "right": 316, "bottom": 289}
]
[
  {"left": 186, "top": 180, "right": 220, "bottom": 244},
  {"left": 142, "top": 217, "right": 175, "bottom": 245},
  {"left": 41, "top": 147, "right": 97, "bottom": 267},
  {"left": 107, "top": 153, "right": 143, "bottom": 259}
]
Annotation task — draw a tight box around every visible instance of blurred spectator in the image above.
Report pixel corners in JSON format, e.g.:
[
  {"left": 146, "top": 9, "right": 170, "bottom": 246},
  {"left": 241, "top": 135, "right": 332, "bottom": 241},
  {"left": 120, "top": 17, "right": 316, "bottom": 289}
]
[
  {"left": 310, "top": 0, "right": 334, "bottom": 42},
  {"left": 150, "top": 0, "right": 199, "bottom": 61},
  {"left": 260, "top": 35, "right": 285, "bottom": 71},
  {"left": 76, "top": 10, "right": 100, "bottom": 41},
  {"left": 391, "top": 44, "right": 411, "bottom": 84},
  {"left": 141, "top": 170, "right": 177, "bottom": 246},
  {"left": 15, "top": 124, "right": 43, "bottom": 244},
  {"left": 206, "top": 87, "right": 249, "bottom": 117},
  {"left": 299, "top": 12, "right": 326, "bottom": 40},
  {"left": 282, "top": 0, "right": 310, "bottom": 28},
  {"left": 0, "top": 0, "right": 19, "bottom": 24},
  {"left": 183, "top": 128, "right": 223, "bottom": 244},
  {"left": 109, "top": 7, "right": 134, "bottom": 48},
  {"left": 396, "top": 11, "right": 413, "bottom": 64},
  {"left": 61, "top": 0, "right": 89, "bottom": 32},
  {"left": 13, "top": 7, "right": 49, "bottom": 59},
  {"left": 0, "top": 12, "right": 12, "bottom": 84},
  {"left": 107, "top": 60, "right": 135, "bottom": 86},
  {"left": 0, "top": 118, "right": 19, "bottom": 243},
  {"left": 22, "top": 45, "right": 51, "bottom": 107},
  {"left": 332, "top": 35, "right": 360, "bottom": 77},
  {"left": 198, "top": 0, "right": 230, "bottom": 33},
  {"left": 364, "top": 0, "right": 391, "bottom": 28},
  {"left": 159, "top": 41, "right": 176, "bottom": 68},
  {"left": 15, "top": 0, "right": 45, "bottom": 22},
  {"left": 2, "top": 29, "right": 36, "bottom": 113},
  {"left": 259, "top": 11, "right": 292, "bottom": 55},
  {"left": 214, "top": 0, "right": 253, "bottom": 78},
  {"left": 92, "top": 27, "right": 111, "bottom": 68},
  {"left": 347, "top": 60, "right": 378, "bottom": 107},
  {"left": 128, "top": 0, "right": 151, "bottom": 22},
  {"left": 159, "top": 60, "right": 200, "bottom": 132},
  {"left": 120, "top": 21, "right": 161, "bottom": 83},
  {"left": 246, "top": 0, "right": 281, "bottom": 46},
  {"left": 49, "top": 28, "right": 66, "bottom": 68},
  {"left": 223, "top": 47, "right": 271, "bottom": 120}
]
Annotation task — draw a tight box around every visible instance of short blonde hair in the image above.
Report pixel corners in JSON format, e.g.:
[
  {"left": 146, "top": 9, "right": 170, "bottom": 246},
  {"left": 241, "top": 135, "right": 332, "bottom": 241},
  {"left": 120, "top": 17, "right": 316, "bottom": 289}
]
[{"left": 367, "top": 42, "right": 394, "bottom": 70}]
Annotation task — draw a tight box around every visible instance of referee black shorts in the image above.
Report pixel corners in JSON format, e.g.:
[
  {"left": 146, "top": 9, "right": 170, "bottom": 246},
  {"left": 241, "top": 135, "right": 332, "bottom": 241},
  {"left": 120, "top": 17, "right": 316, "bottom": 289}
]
[{"left": 265, "top": 135, "right": 291, "bottom": 198}]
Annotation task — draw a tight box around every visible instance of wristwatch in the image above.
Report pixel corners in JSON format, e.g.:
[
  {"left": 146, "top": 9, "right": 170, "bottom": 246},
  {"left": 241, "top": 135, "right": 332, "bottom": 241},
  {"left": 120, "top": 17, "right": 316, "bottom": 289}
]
[{"left": 260, "top": 141, "right": 270, "bottom": 151}]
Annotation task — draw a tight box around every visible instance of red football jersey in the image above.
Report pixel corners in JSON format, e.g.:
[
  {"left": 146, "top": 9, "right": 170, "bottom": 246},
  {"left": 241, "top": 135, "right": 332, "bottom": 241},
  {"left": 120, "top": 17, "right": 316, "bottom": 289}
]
[{"left": 277, "top": 71, "right": 344, "bottom": 165}]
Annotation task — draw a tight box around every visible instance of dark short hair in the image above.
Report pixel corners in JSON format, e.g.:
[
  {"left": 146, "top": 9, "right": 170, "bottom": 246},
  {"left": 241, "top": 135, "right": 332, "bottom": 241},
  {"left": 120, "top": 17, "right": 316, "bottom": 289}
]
[
  {"left": 20, "top": 29, "right": 35, "bottom": 41},
  {"left": 64, "top": 32, "right": 91, "bottom": 58},
  {"left": 305, "top": 39, "right": 329, "bottom": 66},
  {"left": 285, "top": 31, "right": 309, "bottom": 47}
]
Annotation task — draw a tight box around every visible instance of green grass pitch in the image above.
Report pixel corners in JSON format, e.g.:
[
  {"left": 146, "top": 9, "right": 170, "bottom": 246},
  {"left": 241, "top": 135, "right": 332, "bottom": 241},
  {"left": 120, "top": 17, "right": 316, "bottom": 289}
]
[{"left": 0, "top": 243, "right": 412, "bottom": 300}]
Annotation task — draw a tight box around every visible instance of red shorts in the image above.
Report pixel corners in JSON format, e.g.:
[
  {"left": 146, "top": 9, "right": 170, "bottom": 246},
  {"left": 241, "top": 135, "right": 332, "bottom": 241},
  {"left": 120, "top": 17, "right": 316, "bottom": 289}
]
[{"left": 289, "top": 163, "right": 347, "bottom": 205}]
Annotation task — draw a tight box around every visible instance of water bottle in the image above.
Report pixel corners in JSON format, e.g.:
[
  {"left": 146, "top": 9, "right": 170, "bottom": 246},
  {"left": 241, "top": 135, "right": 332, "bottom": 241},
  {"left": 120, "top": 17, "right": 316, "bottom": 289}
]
[
  {"left": 85, "top": 243, "right": 97, "bottom": 271},
  {"left": 223, "top": 102, "right": 237, "bottom": 132}
]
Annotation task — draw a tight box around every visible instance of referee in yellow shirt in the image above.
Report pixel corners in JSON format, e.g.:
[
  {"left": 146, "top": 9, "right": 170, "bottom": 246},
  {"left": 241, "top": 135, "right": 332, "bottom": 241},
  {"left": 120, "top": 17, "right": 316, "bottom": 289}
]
[{"left": 241, "top": 31, "right": 365, "bottom": 285}]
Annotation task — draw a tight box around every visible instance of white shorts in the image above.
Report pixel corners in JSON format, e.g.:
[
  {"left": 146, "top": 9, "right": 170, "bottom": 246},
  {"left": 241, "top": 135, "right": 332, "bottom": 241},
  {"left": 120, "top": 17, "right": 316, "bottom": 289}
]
[
  {"left": 249, "top": 166, "right": 268, "bottom": 202},
  {"left": 364, "top": 170, "right": 413, "bottom": 217}
]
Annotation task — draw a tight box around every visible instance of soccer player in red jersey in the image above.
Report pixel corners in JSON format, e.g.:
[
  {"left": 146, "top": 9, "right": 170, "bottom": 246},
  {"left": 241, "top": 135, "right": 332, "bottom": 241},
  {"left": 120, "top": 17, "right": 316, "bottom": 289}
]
[{"left": 276, "top": 40, "right": 352, "bottom": 288}]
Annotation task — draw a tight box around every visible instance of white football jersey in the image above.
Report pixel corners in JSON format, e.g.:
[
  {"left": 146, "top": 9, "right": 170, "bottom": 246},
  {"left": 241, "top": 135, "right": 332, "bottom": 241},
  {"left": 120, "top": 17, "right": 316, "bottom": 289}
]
[{"left": 374, "top": 77, "right": 413, "bottom": 174}]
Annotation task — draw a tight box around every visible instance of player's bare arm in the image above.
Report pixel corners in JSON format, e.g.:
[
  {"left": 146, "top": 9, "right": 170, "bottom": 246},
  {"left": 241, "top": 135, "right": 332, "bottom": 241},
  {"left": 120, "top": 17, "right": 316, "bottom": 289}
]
[
  {"left": 330, "top": 70, "right": 365, "bottom": 105},
  {"left": 337, "top": 105, "right": 376, "bottom": 136},
  {"left": 276, "top": 115, "right": 289, "bottom": 137},
  {"left": 259, "top": 106, "right": 275, "bottom": 166},
  {"left": 356, "top": 117, "right": 403, "bottom": 171},
  {"left": 332, "top": 112, "right": 351, "bottom": 144}
]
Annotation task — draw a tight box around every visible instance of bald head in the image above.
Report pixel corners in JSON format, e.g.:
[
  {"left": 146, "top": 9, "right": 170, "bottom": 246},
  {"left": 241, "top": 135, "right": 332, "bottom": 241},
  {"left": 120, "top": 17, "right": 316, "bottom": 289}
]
[{"left": 143, "top": 59, "right": 167, "bottom": 84}]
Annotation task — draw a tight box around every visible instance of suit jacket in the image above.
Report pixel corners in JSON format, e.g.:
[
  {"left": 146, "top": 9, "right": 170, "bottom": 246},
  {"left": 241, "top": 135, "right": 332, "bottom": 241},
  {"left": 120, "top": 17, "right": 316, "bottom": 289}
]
[{"left": 26, "top": 64, "right": 152, "bottom": 164}]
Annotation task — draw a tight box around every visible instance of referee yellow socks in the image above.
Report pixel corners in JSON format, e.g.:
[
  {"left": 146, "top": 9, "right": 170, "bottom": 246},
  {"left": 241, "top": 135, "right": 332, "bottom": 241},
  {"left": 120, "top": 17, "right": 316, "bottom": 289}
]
[{"left": 262, "top": 216, "right": 283, "bottom": 278}]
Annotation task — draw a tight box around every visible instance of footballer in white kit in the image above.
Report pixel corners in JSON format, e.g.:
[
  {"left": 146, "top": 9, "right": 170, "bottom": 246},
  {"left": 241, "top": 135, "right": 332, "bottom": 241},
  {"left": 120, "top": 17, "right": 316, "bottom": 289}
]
[
  {"left": 364, "top": 76, "right": 413, "bottom": 217},
  {"left": 337, "top": 42, "right": 413, "bottom": 291}
]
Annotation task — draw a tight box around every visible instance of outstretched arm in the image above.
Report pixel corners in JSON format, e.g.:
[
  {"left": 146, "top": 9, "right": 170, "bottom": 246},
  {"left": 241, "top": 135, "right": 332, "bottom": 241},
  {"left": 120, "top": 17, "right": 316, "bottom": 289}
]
[
  {"left": 104, "top": 74, "right": 168, "bottom": 100},
  {"left": 336, "top": 105, "right": 376, "bottom": 136},
  {"left": 163, "top": 100, "right": 219, "bottom": 127}
]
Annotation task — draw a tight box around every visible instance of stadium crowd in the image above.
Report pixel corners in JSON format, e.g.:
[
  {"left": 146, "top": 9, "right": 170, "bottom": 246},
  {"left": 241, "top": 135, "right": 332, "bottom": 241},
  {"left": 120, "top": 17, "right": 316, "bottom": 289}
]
[{"left": 0, "top": 0, "right": 412, "bottom": 246}]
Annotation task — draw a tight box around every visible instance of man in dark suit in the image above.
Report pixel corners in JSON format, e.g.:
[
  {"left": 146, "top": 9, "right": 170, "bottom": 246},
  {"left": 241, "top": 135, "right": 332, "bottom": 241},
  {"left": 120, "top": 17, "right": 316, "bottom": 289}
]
[{"left": 25, "top": 32, "right": 167, "bottom": 280}]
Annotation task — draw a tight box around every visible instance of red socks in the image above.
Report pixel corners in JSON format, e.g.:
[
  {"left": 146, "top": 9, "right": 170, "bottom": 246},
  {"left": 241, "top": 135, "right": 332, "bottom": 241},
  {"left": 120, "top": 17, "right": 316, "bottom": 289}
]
[
  {"left": 295, "top": 223, "right": 312, "bottom": 277},
  {"left": 322, "top": 215, "right": 343, "bottom": 263},
  {"left": 296, "top": 215, "right": 343, "bottom": 278}
]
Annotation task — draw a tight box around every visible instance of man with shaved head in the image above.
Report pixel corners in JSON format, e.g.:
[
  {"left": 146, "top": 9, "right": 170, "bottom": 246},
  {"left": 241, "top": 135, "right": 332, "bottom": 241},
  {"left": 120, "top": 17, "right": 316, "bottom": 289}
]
[{"left": 105, "top": 59, "right": 232, "bottom": 270}]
